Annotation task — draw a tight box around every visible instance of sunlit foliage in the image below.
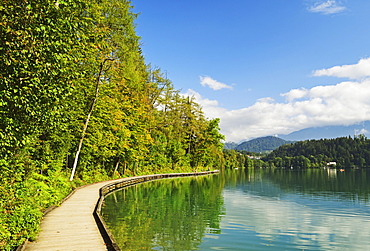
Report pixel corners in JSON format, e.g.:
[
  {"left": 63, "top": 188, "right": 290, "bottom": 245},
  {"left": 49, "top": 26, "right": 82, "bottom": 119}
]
[{"left": 0, "top": 0, "right": 224, "bottom": 249}]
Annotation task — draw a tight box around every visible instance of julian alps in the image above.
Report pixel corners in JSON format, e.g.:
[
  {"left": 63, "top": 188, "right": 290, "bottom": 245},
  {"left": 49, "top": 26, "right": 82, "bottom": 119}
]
[
  {"left": 226, "top": 122, "right": 370, "bottom": 147},
  {"left": 280, "top": 122, "right": 370, "bottom": 141}
]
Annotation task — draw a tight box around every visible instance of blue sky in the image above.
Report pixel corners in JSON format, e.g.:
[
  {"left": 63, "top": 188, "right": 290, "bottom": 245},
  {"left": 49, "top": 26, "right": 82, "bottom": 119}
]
[{"left": 133, "top": 0, "right": 370, "bottom": 142}]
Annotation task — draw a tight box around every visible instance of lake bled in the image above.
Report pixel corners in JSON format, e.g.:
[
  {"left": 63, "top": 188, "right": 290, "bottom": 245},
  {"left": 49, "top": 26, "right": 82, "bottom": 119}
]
[{"left": 101, "top": 169, "right": 370, "bottom": 250}]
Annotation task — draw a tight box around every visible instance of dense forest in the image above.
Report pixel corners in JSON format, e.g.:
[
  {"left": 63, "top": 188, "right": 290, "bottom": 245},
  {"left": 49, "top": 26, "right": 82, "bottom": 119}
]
[
  {"left": 263, "top": 135, "right": 370, "bottom": 169},
  {"left": 0, "top": 1, "right": 224, "bottom": 249},
  {"left": 222, "top": 149, "right": 265, "bottom": 169},
  {"left": 223, "top": 136, "right": 370, "bottom": 170}
]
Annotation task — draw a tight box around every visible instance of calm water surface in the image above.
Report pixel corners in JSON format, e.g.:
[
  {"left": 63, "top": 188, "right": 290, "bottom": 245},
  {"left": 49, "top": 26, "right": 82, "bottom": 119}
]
[{"left": 102, "top": 169, "right": 370, "bottom": 250}]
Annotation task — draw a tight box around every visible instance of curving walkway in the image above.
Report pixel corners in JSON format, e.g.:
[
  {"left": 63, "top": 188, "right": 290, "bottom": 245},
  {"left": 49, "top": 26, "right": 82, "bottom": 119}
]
[
  {"left": 23, "top": 171, "right": 219, "bottom": 251},
  {"left": 24, "top": 180, "right": 118, "bottom": 251}
]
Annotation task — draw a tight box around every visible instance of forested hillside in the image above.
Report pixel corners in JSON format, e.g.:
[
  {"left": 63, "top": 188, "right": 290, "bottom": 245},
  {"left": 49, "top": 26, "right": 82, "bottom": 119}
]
[
  {"left": 264, "top": 136, "right": 370, "bottom": 168},
  {"left": 235, "top": 136, "right": 293, "bottom": 153},
  {"left": 0, "top": 1, "right": 224, "bottom": 249}
]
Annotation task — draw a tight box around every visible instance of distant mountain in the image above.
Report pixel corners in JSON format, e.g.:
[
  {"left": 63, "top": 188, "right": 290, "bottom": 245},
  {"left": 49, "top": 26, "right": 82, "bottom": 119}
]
[
  {"left": 225, "top": 122, "right": 370, "bottom": 151},
  {"left": 280, "top": 121, "right": 370, "bottom": 141},
  {"left": 224, "top": 142, "right": 239, "bottom": 150},
  {"left": 234, "top": 136, "right": 294, "bottom": 153}
]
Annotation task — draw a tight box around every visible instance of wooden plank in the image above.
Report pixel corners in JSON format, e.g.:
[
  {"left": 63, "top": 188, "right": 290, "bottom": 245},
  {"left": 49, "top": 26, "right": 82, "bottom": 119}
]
[{"left": 24, "top": 181, "right": 114, "bottom": 251}]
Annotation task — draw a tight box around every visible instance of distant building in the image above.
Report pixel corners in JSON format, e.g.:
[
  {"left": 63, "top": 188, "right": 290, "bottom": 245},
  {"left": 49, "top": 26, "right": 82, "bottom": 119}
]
[
  {"left": 247, "top": 155, "right": 261, "bottom": 160},
  {"left": 327, "top": 162, "right": 337, "bottom": 168}
]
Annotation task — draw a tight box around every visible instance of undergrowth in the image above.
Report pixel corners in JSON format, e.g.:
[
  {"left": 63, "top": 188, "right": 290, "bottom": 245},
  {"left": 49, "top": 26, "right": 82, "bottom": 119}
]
[{"left": 0, "top": 168, "right": 110, "bottom": 251}]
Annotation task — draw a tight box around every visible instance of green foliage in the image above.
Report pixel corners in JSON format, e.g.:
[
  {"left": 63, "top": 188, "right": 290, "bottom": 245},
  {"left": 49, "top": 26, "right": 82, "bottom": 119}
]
[
  {"left": 0, "top": 0, "right": 225, "bottom": 249},
  {"left": 1, "top": 171, "right": 71, "bottom": 250},
  {"left": 0, "top": 0, "right": 86, "bottom": 158}
]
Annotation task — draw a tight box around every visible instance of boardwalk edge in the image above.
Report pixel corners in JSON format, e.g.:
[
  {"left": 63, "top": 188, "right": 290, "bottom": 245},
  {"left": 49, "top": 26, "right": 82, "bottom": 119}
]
[{"left": 94, "top": 171, "right": 220, "bottom": 251}]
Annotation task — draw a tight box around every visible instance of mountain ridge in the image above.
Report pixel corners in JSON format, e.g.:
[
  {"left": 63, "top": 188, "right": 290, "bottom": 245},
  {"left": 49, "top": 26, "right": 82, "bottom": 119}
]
[
  {"left": 280, "top": 121, "right": 370, "bottom": 141},
  {"left": 226, "top": 136, "right": 294, "bottom": 153}
]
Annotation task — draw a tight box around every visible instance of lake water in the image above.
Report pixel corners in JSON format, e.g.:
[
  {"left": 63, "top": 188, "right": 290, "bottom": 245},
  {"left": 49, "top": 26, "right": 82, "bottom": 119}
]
[{"left": 101, "top": 169, "right": 370, "bottom": 250}]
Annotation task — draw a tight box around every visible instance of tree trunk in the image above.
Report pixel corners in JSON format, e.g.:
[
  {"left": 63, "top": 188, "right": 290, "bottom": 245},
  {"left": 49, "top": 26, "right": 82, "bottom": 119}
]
[
  {"left": 69, "top": 58, "right": 113, "bottom": 181},
  {"left": 122, "top": 162, "right": 126, "bottom": 175},
  {"left": 113, "top": 157, "right": 120, "bottom": 176}
]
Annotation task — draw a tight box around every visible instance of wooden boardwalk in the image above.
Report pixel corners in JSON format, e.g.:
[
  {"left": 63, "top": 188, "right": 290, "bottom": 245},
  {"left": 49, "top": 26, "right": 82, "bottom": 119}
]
[
  {"left": 23, "top": 171, "right": 219, "bottom": 251},
  {"left": 24, "top": 180, "right": 116, "bottom": 251}
]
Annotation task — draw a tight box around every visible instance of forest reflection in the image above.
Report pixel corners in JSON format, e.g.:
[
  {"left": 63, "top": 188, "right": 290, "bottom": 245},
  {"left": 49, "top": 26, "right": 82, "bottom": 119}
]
[
  {"left": 102, "top": 174, "right": 225, "bottom": 250},
  {"left": 249, "top": 168, "right": 370, "bottom": 203}
]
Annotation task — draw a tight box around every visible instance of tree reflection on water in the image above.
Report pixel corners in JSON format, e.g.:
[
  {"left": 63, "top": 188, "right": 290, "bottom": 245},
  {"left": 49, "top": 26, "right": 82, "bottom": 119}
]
[{"left": 102, "top": 174, "right": 225, "bottom": 250}]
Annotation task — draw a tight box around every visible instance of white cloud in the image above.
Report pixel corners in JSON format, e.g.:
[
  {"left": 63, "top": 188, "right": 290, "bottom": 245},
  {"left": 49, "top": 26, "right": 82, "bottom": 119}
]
[
  {"left": 313, "top": 58, "right": 370, "bottom": 80},
  {"left": 182, "top": 89, "right": 227, "bottom": 119},
  {"left": 308, "top": 0, "right": 347, "bottom": 15},
  {"left": 224, "top": 190, "right": 370, "bottom": 250},
  {"left": 356, "top": 128, "right": 368, "bottom": 135},
  {"left": 200, "top": 75, "right": 233, "bottom": 90},
  {"left": 281, "top": 88, "right": 308, "bottom": 102},
  {"left": 186, "top": 79, "right": 370, "bottom": 142},
  {"left": 183, "top": 60, "right": 370, "bottom": 142}
]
